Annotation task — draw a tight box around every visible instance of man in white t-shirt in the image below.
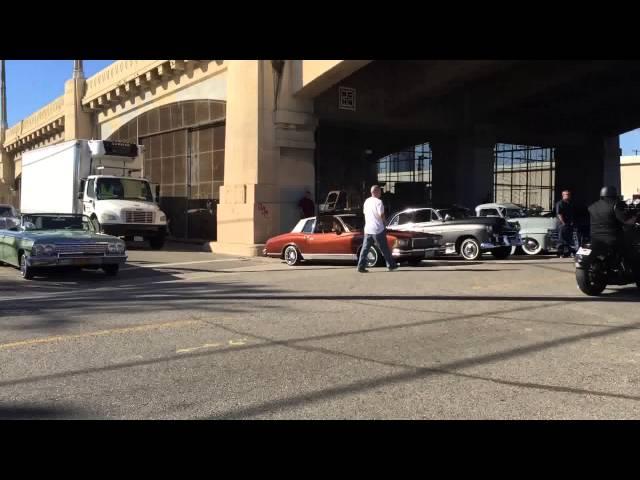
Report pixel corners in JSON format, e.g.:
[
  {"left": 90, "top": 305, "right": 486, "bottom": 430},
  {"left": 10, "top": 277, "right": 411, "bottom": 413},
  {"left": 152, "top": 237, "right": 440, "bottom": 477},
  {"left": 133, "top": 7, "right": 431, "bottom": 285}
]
[{"left": 357, "top": 185, "right": 398, "bottom": 273}]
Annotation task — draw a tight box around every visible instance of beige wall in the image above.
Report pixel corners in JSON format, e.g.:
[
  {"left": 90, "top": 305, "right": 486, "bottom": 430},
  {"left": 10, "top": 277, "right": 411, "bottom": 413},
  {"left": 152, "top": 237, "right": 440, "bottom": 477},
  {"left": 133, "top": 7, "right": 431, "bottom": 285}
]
[
  {"left": 621, "top": 156, "right": 640, "bottom": 199},
  {"left": 99, "top": 63, "right": 227, "bottom": 139}
]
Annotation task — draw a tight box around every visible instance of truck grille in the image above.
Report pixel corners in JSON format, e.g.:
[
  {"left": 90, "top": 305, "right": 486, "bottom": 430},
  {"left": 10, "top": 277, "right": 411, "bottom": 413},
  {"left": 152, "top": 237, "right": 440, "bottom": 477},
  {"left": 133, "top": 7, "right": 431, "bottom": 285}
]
[
  {"left": 124, "top": 210, "right": 153, "bottom": 224},
  {"left": 54, "top": 243, "right": 108, "bottom": 255}
]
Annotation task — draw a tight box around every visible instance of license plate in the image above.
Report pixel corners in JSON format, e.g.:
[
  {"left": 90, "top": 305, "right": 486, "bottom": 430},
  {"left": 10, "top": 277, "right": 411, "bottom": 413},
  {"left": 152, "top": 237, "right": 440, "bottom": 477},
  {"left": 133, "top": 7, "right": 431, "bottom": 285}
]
[
  {"left": 576, "top": 247, "right": 591, "bottom": 255},
  {"left": 134, "top": 236, "right": 144, "bottom": 242}
]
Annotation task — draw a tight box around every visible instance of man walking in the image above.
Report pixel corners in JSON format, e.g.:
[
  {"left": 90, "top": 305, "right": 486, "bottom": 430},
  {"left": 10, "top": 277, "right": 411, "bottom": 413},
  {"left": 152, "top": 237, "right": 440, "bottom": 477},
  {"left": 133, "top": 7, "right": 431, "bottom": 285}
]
[{"left": 357, "top": 185, "right": 398, "bottom": 273}]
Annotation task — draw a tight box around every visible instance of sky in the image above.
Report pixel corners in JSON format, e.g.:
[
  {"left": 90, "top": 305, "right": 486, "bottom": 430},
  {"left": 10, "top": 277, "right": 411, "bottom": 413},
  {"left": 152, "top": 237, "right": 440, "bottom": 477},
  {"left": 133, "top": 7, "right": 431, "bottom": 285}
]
[
  {"left": 2, "top": 60, "right": 640, "bottom": 155},
  {"left": 3, "top": 60, "right": 114, "bottom": 127}
]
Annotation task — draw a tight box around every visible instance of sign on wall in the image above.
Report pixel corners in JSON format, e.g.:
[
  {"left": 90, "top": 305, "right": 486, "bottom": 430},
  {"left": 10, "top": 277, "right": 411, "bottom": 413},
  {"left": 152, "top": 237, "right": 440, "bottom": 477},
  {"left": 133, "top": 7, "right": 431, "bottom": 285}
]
[{"left": 338, "top": 86, "right": 356, "bottom": 111}]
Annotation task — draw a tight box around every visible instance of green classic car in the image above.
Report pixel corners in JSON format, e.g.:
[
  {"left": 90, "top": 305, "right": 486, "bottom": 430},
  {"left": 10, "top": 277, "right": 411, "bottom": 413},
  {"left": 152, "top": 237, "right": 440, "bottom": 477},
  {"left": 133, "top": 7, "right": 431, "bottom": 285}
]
[{"left": 0, "top": 213, "right": 127, "bottom": 279}]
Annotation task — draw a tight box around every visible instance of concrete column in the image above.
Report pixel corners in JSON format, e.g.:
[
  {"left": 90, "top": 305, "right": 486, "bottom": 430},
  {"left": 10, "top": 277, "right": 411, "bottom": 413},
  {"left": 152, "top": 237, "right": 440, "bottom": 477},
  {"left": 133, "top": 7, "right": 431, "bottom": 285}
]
[
  {"left": 212, "top": 60, "right": 316, "bottom": 256},
  {"left": 0, "top": 59, "right": 12, "bottom": 204},
  {"left": 63, "top": 60, "right": 93, "bottom": 141},
  {"left": 603, "top": 135, "right": 621, "bottom": 194},
  {"left": 555, "top": 135, "right": 620, "bottom": 207},
  {"left": 431, "top": 134, "right": 494, "bottom": 209}
]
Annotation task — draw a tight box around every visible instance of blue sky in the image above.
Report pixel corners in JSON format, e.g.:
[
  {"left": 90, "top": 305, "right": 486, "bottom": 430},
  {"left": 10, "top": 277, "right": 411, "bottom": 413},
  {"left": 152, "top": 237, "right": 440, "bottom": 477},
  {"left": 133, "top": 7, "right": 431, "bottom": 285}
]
[
  {"left": 4, "top": 60, "right": 114, "bottom": 127},
  {"left": 3, "top": 60, "right": 640, "bottom": 154}
]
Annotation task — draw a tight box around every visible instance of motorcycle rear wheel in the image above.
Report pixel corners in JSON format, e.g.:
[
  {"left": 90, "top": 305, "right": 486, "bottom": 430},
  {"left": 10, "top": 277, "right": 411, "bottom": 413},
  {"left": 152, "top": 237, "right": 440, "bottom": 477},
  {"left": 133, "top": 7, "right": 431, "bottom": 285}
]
[{"left": 576, "top": 268, "right": 606, "bottom": 296}]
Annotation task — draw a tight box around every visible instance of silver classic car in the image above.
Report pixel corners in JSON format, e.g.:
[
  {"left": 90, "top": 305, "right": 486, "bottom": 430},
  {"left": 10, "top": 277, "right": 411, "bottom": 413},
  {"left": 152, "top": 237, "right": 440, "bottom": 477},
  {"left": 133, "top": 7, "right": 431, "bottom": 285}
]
[
  {"left": 387, "top": 206, "right": 521, "bottom": 260},
  {"left": 0, "top": 213, "right": 127, "bottom": 279}
]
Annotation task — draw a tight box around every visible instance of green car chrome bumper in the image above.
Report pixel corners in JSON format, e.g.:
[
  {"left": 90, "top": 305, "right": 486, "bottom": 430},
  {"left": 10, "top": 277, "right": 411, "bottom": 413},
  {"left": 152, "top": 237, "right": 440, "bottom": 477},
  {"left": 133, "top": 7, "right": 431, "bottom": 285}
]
[{"left": 27, "top": 255, "right": 127, "bottom": 268}]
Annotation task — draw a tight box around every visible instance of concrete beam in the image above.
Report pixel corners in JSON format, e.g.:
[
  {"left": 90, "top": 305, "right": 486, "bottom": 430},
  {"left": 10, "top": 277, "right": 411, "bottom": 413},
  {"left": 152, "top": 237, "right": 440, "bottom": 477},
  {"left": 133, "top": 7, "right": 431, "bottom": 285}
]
[{"left": 296, "top": 60, "right": 372, "bottom": 99}]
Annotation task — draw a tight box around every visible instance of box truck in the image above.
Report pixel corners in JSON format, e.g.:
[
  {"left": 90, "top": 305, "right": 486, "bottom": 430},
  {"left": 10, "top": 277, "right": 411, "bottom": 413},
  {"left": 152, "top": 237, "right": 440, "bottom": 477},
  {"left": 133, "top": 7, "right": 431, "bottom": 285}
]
[{"left": 20, "top": 139, "right": 168, "bottom": 249}]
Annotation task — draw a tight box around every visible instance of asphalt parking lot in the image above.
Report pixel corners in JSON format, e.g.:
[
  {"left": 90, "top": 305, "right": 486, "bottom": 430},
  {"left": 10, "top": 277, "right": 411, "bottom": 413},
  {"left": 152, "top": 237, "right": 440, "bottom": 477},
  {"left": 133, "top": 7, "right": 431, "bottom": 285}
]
[{"left": 1, "top": 243, "right": 639, "bottom": 419}]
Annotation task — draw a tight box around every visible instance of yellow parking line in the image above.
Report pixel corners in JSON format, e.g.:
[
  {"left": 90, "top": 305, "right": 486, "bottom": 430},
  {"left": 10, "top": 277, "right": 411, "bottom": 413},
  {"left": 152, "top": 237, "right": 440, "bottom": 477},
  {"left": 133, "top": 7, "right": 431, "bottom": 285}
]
[{"left": 0, "top": 319, "right": 202, "bottom": 351}]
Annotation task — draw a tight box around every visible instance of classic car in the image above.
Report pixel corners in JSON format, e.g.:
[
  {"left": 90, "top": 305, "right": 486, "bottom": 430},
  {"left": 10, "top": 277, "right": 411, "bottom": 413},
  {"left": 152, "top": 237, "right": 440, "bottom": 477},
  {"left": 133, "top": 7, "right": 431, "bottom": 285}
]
[
  {"left": 0, "top": 213, "right": 127, "bottom": 279},
  {"left": 263, "top": 214, "right": 443, "bottom": 267},
  {"left": 475, "top": 202, "right": 558, "bottom": 255},
  {"left": 0, "top": 204, "right": 19, "bottom": 230},
  {"left": 387, "top": 206, "right": 522, "bottom": 261}
]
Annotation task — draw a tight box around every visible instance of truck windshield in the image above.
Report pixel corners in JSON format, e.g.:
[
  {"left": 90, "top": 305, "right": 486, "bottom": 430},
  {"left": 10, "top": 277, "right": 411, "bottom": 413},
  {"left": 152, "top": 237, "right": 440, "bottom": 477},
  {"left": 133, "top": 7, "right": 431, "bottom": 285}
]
[{"left": 96, "top": 178, "right": 153, "bottom": 201}]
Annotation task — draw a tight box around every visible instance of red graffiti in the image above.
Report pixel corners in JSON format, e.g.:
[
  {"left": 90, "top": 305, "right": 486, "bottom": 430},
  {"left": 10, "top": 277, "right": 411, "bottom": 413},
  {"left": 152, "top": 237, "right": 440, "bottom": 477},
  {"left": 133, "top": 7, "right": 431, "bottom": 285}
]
[{"left": 257, "top": 203, "right": 269, "bottom": 217}]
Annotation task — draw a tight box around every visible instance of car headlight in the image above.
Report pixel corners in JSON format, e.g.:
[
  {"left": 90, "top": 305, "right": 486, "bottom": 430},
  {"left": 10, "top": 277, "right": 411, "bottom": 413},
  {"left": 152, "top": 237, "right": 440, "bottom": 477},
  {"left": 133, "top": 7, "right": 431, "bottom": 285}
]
[
  {"left": 101, "top": 212, "right": 118, "bottom": 222},
  {"left": 33, "top": 244, "right": 56, "bottom": 256},
  {"left": 159, "top": 214, "right": 166, "bottom": 222},
  {"left": 107, "top": 242, "right": 125, "bottom": 254},
  {"left": 397, "top": 238, "right": 411, "bottom": 249},
  {"left": 486, "top": 226, "right": 493, "bottom": 234}
]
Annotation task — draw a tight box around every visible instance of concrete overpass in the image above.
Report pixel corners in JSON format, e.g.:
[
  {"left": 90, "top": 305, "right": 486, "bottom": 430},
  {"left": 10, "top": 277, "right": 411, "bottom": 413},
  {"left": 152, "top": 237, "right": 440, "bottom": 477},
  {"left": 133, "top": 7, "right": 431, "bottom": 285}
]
[{"left": 0, "top": 60, "right": 637, "bottom": 256}]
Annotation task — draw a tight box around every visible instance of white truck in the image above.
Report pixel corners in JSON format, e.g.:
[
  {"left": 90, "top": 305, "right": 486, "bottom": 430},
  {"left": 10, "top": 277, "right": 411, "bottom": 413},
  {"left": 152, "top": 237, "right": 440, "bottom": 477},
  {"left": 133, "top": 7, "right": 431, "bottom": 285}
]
[{"left": 20, "top": 139, "right": 168, "bottom": 249}]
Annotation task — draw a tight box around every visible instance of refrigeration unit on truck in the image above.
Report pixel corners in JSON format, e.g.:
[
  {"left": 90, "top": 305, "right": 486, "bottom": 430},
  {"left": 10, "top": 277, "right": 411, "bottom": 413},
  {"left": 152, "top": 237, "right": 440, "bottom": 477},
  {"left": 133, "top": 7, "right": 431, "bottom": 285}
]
[{"left": 20, "top": 139, "right": 168, "bottom": 249}]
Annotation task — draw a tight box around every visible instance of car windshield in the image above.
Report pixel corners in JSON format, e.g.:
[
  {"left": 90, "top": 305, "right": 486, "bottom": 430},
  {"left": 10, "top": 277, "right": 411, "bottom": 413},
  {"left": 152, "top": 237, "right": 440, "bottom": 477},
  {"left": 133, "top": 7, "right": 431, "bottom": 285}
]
[
  {"left": 503, "top": 208, "right": 527, "bottom": 218},
  {"left": 22, "top": 215, "right": 89, "bottom": 231},
  {"left": 96, "top": 178, "right": 153, "bottom": 201},
  {"left": 438, "top": 208, "right": 470, "bottom": 220},
  {"left": 339, "top": 215, "right": 365, "bottom": 231},
  {"left": 0, "top": 206, "right": 15, "bottom": 217}
]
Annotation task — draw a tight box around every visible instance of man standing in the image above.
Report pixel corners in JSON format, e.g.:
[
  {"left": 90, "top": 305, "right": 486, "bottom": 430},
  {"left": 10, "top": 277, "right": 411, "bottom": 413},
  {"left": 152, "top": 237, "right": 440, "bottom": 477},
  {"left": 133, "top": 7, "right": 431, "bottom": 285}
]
[
  {"left": 555, "top": 189, "right": 576, "bottom": 258},
  {"left": 298, "top": 190, "right": 315, "bottom": 219},
  {"left": 357, "top": 185, "right": 398, "bottom": 273}
]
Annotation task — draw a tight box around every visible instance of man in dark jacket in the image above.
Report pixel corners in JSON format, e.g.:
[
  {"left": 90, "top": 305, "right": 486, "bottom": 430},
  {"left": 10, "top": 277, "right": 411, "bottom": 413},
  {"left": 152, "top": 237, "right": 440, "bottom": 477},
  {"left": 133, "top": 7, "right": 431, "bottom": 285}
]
[
  {"left": 588, "top": 186, "right": 636, "bottom": 255},
  {"left": 555, "top": 190, "right": 575, "bottom": 257}
]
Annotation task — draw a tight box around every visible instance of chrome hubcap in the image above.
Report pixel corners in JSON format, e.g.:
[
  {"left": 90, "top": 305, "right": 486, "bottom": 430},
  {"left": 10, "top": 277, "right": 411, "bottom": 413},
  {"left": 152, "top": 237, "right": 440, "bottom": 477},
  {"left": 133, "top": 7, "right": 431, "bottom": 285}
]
[
  {"left": 286, "top": 248, "right": 297, "bottom": 264},
  {"left": 367, "top": 250, "right": 377, "bottom": 266},
  {"left": 523, "top": 239, "right": 540, "bottom": 253},
  {"left": 463, "top": 242, "right": 478, "bottom": 258}
]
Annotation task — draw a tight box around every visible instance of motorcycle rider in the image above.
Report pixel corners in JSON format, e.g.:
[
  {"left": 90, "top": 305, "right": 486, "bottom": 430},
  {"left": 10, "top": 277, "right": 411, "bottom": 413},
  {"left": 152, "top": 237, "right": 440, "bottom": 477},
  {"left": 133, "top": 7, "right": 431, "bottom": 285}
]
[{"left": 588, "top": 186, "right": 637, "bottom": 267}]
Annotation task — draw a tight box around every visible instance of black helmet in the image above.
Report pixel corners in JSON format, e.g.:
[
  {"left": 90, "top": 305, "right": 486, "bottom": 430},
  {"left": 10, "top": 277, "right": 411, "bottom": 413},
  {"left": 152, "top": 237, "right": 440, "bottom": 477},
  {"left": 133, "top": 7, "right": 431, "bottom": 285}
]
[{"left": 600, "top": 186, "right": 618, "bottom": 199}]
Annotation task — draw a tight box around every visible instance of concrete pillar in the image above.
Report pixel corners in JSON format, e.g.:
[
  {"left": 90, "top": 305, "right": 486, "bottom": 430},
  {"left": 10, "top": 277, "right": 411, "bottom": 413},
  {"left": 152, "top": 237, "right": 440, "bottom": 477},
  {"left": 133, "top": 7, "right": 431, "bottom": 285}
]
[
  {"left": 555, "top": 135, "right": 620, "bottom": 207},
  {"left": 431, "top": 134, "right": 494, "bottom": 209},
  {"left": 63, "top": 60, "right": 93, "bottom": 141},
  {"left": 603, "top": 135, "right": 621, "bottom": 194},
  {"left": 211, "top": 60, "right": 316, "bottom": 256},
  {"left": 0, "top": 59, "right": 12, "bottom": 204}
]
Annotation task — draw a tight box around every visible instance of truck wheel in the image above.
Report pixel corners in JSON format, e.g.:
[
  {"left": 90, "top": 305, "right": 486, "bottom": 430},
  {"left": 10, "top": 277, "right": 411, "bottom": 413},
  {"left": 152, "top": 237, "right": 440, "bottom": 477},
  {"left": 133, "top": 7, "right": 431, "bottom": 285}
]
[
  {"left": 103, "top": 264, "right": 119, "bottom": 276},
  {"left": 20, "top": 253, "right": 35, "bottom": 280},
  {"left": 148, "top": 236, "right": 166, "bottom": 250},
  {"left": 459, "top": 238, "right": 481, "bottom": 261}
]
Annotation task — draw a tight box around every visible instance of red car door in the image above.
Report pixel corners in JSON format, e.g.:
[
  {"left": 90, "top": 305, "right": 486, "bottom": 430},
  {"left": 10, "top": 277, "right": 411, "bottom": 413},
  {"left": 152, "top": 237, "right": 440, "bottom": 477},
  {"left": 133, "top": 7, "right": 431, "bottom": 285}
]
[{"left": 304, "top": 215, "right": 354, "bottom": 260}]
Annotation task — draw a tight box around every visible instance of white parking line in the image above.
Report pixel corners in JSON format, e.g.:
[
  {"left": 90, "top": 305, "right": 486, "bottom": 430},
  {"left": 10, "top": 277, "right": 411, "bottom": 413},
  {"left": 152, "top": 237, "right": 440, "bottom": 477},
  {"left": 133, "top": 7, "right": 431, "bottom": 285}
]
[{"left": 122, "top": 258, "right": 246, "bottom": 270}]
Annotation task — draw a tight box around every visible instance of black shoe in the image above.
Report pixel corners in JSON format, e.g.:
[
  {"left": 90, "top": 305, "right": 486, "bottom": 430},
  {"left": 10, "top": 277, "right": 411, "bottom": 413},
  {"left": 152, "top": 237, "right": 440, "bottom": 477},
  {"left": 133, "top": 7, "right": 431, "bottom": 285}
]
[
  {"left": 388, "top": 264, "right": 398, "bottom": 271},
  {"left": 357, "top": 268, "right": 368, "bottom": 273}
]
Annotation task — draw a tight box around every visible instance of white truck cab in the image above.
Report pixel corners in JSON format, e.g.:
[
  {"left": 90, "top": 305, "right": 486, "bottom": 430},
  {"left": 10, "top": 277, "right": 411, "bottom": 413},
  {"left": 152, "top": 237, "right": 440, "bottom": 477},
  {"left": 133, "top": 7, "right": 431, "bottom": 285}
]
[{"left": 21, "top": 139, "right": 169, "bottom": 250}]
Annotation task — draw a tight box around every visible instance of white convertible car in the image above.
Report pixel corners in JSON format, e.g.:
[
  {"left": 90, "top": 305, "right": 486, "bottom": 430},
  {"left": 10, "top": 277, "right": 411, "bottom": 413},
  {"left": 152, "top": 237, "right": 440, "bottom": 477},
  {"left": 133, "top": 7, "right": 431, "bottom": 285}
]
[{"left": 475, "top": 203, "right": 558, "bottom": 255}]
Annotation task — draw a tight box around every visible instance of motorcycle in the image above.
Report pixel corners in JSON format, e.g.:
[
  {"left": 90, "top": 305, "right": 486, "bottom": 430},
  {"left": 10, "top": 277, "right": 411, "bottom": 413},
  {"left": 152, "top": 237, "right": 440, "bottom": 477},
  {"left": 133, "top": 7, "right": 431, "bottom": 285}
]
[{"left": 575, "top": 223, "right": 640, "bottom": 296}]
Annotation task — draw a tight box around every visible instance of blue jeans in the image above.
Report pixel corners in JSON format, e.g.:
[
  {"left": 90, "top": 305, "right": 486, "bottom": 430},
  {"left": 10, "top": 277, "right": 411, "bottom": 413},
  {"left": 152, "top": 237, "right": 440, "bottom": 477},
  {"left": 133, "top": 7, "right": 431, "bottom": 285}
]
[{"left": 357, "top": 231, "right": 397, "bottom": 269}]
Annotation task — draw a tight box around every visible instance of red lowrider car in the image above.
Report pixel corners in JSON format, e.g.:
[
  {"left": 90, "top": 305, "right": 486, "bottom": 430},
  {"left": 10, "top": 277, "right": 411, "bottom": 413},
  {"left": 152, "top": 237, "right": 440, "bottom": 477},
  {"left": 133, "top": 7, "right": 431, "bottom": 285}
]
[{"left": 263, "top": 214, "right": 443, "bottom": 267}]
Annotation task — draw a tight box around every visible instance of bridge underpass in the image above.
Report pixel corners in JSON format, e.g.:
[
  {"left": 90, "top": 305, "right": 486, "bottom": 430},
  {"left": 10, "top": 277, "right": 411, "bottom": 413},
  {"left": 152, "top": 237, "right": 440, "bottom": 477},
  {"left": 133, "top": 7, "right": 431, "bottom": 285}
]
[{"left": 311, "top": 60, "right": 640, "bottom": 213}]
